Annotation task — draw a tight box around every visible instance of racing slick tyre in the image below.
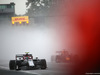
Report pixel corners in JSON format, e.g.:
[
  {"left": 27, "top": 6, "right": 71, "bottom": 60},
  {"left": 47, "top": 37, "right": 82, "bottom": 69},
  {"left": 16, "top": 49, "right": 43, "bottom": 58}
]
[
  {"left": 41, "top": 59, "right": 47, "bottom": 69},
  {"left": 9, "top": 60, "right": 16, "bottom": 70},
  {"left": 56, "top": 55, "right": 61, "bottom": 63}
]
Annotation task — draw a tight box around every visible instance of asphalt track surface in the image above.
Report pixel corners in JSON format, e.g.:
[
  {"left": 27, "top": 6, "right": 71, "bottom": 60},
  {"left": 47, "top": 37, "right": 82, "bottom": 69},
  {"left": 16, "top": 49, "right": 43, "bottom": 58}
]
[{"left": 0, "top": 61, "right": 70, "bottom": 75}]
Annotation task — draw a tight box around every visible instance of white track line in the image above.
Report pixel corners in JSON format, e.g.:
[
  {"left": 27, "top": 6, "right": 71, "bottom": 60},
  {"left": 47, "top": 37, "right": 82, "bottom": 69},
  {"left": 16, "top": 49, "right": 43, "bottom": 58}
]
[{"left": 21, "top": 71, "right": 39, "bottom": 75}]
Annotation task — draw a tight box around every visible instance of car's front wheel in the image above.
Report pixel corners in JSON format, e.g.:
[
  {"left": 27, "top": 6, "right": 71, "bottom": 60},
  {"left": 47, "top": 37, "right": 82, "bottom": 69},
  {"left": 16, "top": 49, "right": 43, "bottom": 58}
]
[
  {"left": 40, "top": 59, "right": 47, "bottom": 69},
  {"left": 9, "top": 60, "right": 16, "bottom": 70}
]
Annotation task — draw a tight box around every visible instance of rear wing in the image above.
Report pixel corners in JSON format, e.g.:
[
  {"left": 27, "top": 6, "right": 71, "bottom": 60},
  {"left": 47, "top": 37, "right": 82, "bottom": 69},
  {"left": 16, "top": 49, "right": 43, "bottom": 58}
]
[
  {"left": 16, "top": 54, "right": 33, "bottom": 60},
  {"left": 56, "top": 50, "right": 69, "bottom": 55},
  {"left": 56, "top": 51, "right": 68, "bottom": 53},
  {"left": 16, "top": 54, "right": 32, "bottom": 57},
  {"left": 56, "top": 51, "right": 62, "bottom": 53},
  {"left": 16, "top": 54, "right": 23, "bottom": 57}
]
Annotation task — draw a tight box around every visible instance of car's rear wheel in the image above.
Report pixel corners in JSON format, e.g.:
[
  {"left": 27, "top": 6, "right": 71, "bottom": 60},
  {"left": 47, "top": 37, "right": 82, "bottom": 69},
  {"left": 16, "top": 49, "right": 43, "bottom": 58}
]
[
  {"left": 9, "top": 60, "right": 16, "bottom": 70},
  {"left": 41, "top": 59, "right": 47, "bottom": 69}
]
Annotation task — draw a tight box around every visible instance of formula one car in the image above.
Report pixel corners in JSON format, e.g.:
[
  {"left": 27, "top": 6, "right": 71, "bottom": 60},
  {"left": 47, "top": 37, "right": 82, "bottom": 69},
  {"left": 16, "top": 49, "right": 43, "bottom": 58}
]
[
  {"left": 55, "top": 50, "right": 71, "bottom": 63},
  {"left": 51, "top": 49, "right": 79, "bottom": 63},
  {"left": 9, "top": 52, "right": 47, "bottom": 70}
]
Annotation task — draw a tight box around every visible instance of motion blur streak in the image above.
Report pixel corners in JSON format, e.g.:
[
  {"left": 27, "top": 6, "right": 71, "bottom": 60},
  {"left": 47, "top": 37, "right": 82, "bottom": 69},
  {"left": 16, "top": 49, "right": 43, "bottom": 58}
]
[{"left": 58, "top": 0, "right": 100, "bottom": 75}]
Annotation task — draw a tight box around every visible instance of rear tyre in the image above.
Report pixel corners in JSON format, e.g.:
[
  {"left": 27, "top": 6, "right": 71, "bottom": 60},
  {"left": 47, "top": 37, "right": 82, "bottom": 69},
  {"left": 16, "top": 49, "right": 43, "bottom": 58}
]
[
  {"left": 41, "top": 59, "right": 47, "bottom": 69},
  {"left": 9, "top": 60, "right": 16, "bottom": 70}
]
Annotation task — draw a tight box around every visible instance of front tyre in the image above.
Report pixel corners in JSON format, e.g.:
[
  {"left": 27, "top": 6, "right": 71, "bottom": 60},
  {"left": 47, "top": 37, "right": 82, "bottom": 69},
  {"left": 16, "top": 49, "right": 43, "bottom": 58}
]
[
  {"left": 41, "top": 59, "right": 47, "bottom": 69},
  {"left": 9, "top": 60, "right": 16, "bottom": 70}
]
